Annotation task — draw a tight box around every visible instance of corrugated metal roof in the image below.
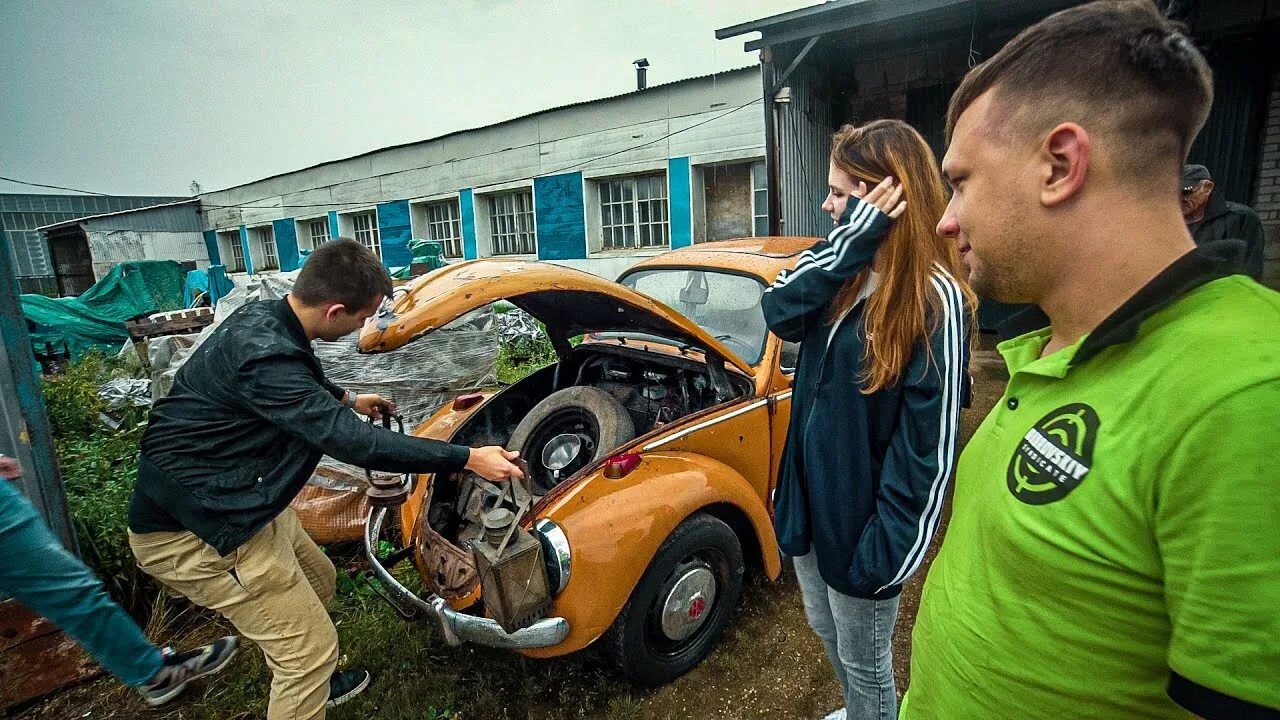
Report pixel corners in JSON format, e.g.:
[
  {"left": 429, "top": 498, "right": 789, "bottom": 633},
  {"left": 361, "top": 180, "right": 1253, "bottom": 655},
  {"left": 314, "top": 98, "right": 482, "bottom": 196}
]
[
  {"left": 716, "top": 0, "right": 862, "bottom": 39},
  {"left": 718, "top": 0, "right": 1077, "bottom": 51},
  {"left": 201, "top": 66, "right": 761, "bottom": 196},
  {"left": 37, "top": 199, "right": 199, "bottom": 232}
]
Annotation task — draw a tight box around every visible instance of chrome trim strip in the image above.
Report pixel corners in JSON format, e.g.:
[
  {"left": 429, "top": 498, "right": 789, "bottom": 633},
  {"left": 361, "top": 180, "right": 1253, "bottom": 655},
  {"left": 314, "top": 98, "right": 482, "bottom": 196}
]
[{"left": 642, "top": 398, "right": 770, "bottom": 451}]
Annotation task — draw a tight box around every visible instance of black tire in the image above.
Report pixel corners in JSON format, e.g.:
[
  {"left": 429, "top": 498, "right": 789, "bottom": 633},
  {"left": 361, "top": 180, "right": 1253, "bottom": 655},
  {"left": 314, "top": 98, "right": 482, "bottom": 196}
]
[
  {"left": 603, "top": 513, "right": 745, "bottom": 686},
  {"left": 509, "top": 386, "right": 636, "bottom": 494}
]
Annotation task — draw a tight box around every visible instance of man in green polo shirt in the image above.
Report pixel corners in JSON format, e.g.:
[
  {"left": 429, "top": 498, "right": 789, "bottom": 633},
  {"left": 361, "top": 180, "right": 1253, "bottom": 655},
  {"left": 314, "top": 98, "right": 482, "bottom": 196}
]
[{"left": 904, "top": 2, "right": 1280, "bottom": 719}]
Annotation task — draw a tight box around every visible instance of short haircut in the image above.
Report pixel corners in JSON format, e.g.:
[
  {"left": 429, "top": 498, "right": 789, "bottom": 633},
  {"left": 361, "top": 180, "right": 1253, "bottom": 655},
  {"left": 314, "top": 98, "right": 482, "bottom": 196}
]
[
  {"left": 292, "top": 238, "right": 393, "bottom": 310},
  {"left": 946, "top": 0, "right": 1213, "bottom": 183}
]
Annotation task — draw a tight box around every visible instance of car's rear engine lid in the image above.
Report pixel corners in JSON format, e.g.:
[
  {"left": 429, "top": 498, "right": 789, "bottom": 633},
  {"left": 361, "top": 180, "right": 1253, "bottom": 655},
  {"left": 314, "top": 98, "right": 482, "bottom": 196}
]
[{"left": 358, "top": 260, "right": 753, "bottom": 376}]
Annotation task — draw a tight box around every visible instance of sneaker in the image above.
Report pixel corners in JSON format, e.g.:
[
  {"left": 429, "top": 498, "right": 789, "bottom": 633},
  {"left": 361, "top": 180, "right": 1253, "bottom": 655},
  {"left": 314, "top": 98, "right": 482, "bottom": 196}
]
[
  {"left": 821, "top": 710, "right": 847, "bottom": 720},
  {"left": 326, "top": 669, "right": 372, "bottom": 708},
  {"left": 139, "top": 635, "right": 240, "bottom": 707}
]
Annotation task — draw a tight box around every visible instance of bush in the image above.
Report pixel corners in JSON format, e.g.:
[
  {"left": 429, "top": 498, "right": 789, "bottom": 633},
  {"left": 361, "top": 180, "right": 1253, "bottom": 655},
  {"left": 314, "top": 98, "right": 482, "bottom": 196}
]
[{"left": 41, "top": 354, "right": 155, "bottom": 618}]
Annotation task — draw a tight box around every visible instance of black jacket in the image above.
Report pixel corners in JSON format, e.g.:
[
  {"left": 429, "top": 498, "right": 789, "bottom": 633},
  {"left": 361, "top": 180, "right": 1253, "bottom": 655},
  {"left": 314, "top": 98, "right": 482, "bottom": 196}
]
[
  {"left": 128, "top": 298, "right": 471, "bottom": 555},
  {"left": 762, "top": 198, "right": 969, "bottom": 600},
  {"left": 1191, "top": 191, "right": 1266, "bottom": 281}
]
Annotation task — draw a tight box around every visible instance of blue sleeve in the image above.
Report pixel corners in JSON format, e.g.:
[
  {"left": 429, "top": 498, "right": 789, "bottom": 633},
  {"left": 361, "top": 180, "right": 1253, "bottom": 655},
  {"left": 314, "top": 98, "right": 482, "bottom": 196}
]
[
  {"left": 761, "top": 198, "right": 891, "bottom": 342},
  {"left": 848, "top": 272, "right": 969, "bottom": 595}
]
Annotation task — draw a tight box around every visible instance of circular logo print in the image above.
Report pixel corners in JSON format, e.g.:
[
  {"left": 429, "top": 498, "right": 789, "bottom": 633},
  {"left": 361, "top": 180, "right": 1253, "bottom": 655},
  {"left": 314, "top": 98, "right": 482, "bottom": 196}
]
[{"left": 1006, "top": 403, "right": 1100, "bottom": 505}]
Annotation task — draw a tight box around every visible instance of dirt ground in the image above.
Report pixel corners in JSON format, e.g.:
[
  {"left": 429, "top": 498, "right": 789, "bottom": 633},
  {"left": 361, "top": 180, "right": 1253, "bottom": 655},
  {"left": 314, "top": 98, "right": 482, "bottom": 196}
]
[
  {"left": 614, "top": 353, "right": 1007, "bottom": 720},
  {"left": 9, "top": 355, "right": 1006, "bottom": 720}
]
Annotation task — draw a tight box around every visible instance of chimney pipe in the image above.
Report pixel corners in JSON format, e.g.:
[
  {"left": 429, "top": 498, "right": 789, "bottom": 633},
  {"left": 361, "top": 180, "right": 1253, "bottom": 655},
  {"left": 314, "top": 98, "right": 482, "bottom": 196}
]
[{"left": 633, "top": 58, "right": 649, "bottom": 91}]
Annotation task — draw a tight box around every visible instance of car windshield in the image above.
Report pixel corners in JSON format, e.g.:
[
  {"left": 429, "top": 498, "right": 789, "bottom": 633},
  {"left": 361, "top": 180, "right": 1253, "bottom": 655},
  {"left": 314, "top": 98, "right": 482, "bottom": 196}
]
[{"left": 616, "top": 268, "right": 769, "bottom": 365}]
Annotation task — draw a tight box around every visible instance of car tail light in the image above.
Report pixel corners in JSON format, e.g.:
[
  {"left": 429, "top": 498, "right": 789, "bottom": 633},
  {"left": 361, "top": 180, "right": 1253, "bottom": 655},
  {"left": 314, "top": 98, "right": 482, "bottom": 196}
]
[
  {"left": 603, "top": 453, "right": 641, "bottom": 479},
  {"left": 452, "top": 393, "right": 484, "bottom": 411}
]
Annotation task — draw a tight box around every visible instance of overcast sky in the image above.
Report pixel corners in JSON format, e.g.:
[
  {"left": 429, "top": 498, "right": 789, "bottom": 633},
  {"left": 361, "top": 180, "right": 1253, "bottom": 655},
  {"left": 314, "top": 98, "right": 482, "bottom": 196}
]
[{"left": 0, "top": 0, "right": 814, "bottom": 197}]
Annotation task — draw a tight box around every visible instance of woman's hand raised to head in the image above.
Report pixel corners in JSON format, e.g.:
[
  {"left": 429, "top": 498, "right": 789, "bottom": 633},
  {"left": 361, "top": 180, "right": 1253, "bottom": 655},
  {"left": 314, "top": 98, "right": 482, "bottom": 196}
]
[{"left": 857, "top": 176, "right": 907, "bottom": 219}]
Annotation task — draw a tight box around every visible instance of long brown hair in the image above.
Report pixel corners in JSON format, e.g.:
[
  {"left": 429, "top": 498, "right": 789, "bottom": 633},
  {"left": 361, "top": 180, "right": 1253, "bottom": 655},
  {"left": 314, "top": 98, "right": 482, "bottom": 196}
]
[{"left": 827, "top": 120, "right": 977, "bottom": 393}]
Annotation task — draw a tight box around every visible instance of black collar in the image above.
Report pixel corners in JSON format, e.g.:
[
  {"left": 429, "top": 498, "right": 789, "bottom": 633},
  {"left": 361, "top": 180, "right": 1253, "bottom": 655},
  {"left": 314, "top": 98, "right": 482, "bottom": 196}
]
[
  {"left": 1072, "top": 239, "right": 1248, "bottom": 366},
  {"left": 274, "top": 296, "right": 312, "bottom": 348}
]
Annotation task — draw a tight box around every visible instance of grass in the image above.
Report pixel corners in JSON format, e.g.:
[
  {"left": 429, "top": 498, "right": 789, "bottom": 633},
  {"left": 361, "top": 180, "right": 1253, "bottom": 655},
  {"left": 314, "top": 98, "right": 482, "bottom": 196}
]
[{"left": 18, "top": 336, "right": 1009, "bottom": 719}]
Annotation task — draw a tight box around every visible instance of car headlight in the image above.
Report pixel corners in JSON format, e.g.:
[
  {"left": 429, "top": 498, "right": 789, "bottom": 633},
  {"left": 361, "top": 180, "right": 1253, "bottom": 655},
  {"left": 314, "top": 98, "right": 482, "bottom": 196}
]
[{"left": 534, "top": 519, "right": 571, "bottom": 595}]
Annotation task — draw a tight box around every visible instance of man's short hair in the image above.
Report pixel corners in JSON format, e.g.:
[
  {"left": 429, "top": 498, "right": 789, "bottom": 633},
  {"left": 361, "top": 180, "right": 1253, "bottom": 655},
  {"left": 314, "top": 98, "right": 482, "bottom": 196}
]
[
  {"left": 946, "top": 0, "right": 1213, "bottom": 182},
  {"left": 292, "top": 238, "right": 393, "bottom": 311}
]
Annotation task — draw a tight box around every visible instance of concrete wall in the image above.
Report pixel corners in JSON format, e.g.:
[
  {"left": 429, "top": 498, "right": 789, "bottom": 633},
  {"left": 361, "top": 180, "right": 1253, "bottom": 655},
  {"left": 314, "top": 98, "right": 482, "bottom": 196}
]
[
  {"left": 1252, "top": 69, "right": 1280, "bottom": 289},
  {"left": 703, "top": 162, "right": 753, "bottom": 242},
  {"left": 86, "top": 229, "right": 209, "bottom": 280},
  {"left": 198, "top": 69, "right": 763, "bottom": 279}
]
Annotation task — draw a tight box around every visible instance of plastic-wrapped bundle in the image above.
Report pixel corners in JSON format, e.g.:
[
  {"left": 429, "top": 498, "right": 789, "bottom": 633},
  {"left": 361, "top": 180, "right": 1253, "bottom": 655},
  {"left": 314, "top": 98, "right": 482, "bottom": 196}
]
[
  {"left": 147, "top": 271, "right": 501, "bottom": 543},
  {"left": 312, "top": 307, "right": 499, "bottom": 429}
]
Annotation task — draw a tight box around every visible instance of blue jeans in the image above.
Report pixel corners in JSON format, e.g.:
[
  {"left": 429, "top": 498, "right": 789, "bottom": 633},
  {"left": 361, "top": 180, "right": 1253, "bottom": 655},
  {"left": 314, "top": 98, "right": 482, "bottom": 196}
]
[
  {"left": 793, "top": 549, "right": 900, "bottom": 720},
  {"left": 0, "top": 479, "right": 162, "bottom": 686}
]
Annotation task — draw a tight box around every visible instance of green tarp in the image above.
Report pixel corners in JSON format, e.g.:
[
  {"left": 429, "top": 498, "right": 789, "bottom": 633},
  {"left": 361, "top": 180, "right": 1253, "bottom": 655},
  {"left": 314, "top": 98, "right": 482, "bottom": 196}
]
[
  {"left": 22, "top": 260, "right": 187, "bottom": 358},
  {"left": 390, "top": 238, "right": 445, "bottom": 279}
]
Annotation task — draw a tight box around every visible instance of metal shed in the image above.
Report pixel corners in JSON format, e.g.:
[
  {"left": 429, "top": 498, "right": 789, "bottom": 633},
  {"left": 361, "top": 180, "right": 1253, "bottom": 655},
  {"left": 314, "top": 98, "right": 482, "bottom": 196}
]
[
  {"left": 719, "top": 0, "right": 1280, "bottom": 326},
  {"left": 39, "top": 200, "right": 208, "bottom": 296}
]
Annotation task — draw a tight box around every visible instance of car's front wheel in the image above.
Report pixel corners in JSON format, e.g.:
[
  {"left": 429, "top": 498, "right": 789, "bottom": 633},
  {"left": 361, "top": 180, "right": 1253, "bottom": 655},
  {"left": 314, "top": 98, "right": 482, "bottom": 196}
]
[{"left": 603, "top": 513, "right": 745, "bottom": 686}]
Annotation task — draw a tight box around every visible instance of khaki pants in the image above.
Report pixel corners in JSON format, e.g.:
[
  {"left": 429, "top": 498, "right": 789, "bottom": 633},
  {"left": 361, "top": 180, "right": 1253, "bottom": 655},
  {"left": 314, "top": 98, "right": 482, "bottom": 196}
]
[{"left": 129, "top": 509, "right": 338, "bottom": 720}]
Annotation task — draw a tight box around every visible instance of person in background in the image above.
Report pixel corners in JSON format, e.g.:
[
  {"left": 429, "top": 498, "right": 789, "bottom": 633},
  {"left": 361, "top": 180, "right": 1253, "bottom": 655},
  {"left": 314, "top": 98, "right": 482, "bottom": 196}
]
[
  {"left": 762, "top": 120, "right": 975, "bottom": 720},
  {"left": 1181, "top": 163, "right": 1267, "bottom": 280},
  {"left": 905, "top": 2, "right": 1280, "bottom": 718},
  {"left": 128, "top": 239, "right": 523, "bottom": 720},
  {"left": 0, "top": 453, "right": 238, "bottom": 707}
]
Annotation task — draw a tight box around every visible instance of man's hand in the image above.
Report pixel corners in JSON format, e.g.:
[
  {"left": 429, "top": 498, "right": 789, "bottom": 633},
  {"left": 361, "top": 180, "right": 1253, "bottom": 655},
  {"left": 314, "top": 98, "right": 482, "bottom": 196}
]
[
  {"left": 0, "top": 456, "right": 22, "bottom": 481},
  {"left": 353, "top": 394, "right": 396, "bottom": 421},
  {"left": 466, "top": 446, "right": 524, "bottom": 482}
]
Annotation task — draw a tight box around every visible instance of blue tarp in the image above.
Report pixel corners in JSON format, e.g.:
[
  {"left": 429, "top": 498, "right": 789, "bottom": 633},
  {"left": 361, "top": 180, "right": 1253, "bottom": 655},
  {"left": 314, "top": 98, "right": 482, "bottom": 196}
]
[{"left": 183, "top": 266, "right": 235, "bottom": 308}]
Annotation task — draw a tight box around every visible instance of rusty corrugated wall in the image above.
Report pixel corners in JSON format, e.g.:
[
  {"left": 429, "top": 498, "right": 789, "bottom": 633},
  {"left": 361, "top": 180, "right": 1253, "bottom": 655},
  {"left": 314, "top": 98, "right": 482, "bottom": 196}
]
[{"left": 770, "top": 54, "right": 833, "bottom": 239}]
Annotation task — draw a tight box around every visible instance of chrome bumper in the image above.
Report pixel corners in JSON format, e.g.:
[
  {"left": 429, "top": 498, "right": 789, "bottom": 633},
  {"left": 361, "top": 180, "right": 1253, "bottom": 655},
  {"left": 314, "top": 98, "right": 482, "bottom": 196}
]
[{"left": 363, "top": 506, "right": 570, "bottom": 650}]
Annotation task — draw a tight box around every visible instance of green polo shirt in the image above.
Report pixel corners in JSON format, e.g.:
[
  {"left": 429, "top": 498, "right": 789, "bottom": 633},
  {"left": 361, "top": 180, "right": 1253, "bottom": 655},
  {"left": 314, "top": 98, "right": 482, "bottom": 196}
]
[{"left": 903, "top": 243, "right": 1280, "bottom": 719}]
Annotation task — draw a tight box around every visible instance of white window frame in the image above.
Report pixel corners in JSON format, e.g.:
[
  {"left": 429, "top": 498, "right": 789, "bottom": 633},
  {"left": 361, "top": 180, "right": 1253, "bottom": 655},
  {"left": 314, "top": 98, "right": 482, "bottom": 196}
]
[
  {"left": 598, "top": 173, "right": 669, "bottom": 251},
  {"left": 220, "top": 231, "right": 245, "bottom": 273},
  {"left": 350, "top": 211, "right": 380, "bottom": 259},
  {"left": 486, "top": 190, "right": 536, "bottom": 256},
  {"left": 751, "top": 161, "right": 769, "bottom": 237},
  {"left": 308, "top": 218, "right": 329, "bottom": 249},
  {"left": 254, "top": 226, "right": 278, "bottom": 271},
  {"left": 425, "top": 200, "right": 463, "bottom": 258}
]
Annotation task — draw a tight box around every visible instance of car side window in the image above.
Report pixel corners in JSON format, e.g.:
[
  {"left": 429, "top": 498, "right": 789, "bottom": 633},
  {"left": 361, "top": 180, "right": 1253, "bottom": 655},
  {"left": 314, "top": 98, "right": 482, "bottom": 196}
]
[{"left": 780, "top": 340, "right": 800, "bottom": 375}]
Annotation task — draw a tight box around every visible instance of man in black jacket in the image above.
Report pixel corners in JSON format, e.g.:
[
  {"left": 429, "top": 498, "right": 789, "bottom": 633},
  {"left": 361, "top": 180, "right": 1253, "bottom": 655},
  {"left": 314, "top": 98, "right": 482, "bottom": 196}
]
[
  {"left": 1182, "top": 164, "right": 1267, "bottom": 280},
  {"left": 127, "top": 239, "right": 521, "bottom": 720}
]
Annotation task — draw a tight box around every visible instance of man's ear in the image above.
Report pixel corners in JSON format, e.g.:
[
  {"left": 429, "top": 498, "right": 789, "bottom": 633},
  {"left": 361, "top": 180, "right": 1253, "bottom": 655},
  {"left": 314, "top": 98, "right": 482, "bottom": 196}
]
[
  {"left": 324, "top": 304, "right": 348, "bottom": 321},
  {"left": 1040, "top": 123, "right": 1089, "bottom": 208}
]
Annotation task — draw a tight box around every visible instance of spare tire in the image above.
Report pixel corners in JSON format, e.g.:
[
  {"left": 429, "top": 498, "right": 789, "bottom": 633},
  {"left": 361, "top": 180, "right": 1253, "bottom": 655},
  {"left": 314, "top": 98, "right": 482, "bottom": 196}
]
[{"left": 509, "top": 386, "right": 636, "bottom": 494}]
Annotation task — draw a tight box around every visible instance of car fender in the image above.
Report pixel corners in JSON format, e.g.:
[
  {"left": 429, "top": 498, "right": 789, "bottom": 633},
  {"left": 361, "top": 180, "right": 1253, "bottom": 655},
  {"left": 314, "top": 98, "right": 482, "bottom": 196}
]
[{"left": 519, "top": 450, "right": 781, "bottom": 659}]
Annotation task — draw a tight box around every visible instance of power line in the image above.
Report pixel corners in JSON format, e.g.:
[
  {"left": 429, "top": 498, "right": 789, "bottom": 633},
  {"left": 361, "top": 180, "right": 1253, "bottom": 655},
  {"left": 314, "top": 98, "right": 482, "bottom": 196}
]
[
  {"left": 0, "top": 175, "right": 111, "bottom": 196},
  {"left": 1, "top": 95, "right": 763, "bottom": 213}
]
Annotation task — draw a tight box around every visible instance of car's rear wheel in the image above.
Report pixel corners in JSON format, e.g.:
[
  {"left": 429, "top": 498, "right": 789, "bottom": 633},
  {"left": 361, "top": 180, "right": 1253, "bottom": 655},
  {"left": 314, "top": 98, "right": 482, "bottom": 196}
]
[
  {"left": 509, "top": 386, "right": 635, "bottom": 495},
  {"left": 603, "top": 513, "right": 745, "bottom": 686}
]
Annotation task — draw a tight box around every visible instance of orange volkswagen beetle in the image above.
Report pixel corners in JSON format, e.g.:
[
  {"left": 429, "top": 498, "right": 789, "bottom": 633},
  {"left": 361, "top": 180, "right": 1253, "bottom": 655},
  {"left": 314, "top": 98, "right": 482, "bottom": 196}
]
[{"left": 362, "top": 238, "right": 809, "bottom": 685}]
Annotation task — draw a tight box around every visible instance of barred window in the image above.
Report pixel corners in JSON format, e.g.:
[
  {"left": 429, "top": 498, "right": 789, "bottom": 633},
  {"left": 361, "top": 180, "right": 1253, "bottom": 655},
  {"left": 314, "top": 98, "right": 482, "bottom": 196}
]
[
  {"left": 488, "top": 191, "right": 536, "bottom": 256},
  {"left": 255, "top": 227, "right": 278, "bottom": 271},
  {"left": 222, "top": 232, "right": 245, "bottom": 272},
  {"left": 599, "top": 174, "right": 668, "bottom": 250},
  {"left": 426, "top": 201, "right": 463, "bottom": 258},
  {"left": 309, "top": 218, "right": 329, "bottom": 249},
  {"left": 751, "top": 162, "right": 769, "bottom": 237},
  {"left": 351, "top": 212, "right": 380, "bottom": 258}
]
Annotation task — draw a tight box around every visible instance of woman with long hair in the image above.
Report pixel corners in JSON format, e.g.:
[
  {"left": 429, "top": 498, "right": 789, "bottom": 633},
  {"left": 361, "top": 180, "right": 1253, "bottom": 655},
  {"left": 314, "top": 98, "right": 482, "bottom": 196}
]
[{"left": 762, "top": 120, "right": 976, "bottom": 720}]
